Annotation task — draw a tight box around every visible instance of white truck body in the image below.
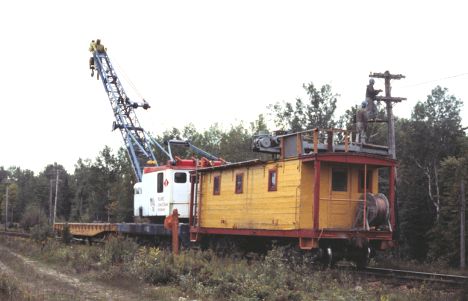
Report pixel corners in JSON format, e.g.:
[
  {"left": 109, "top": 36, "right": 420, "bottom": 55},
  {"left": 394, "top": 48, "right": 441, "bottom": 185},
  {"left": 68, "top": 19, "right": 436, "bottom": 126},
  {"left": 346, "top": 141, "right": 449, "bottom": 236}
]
[{"left": 133, "top": 167, "right": 192, "bottom": 218}]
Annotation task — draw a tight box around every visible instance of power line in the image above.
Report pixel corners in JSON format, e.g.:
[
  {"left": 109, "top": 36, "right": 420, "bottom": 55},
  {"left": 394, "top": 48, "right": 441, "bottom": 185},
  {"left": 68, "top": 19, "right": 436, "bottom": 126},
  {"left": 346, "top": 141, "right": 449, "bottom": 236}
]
[{"left": 400, "top": 72, "right": 468, "bottom": 89}]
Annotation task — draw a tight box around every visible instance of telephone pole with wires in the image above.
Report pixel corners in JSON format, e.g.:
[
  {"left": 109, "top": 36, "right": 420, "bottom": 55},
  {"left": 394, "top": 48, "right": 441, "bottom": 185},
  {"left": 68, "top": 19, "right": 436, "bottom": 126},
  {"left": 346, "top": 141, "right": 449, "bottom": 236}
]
[{"left": 369, "top": 71, "right": 406, "bottom": 159}]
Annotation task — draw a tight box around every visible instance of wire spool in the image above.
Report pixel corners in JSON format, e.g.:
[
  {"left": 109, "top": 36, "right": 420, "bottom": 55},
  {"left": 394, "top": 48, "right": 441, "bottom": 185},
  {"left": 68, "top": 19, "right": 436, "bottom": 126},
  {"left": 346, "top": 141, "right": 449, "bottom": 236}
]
[{"left": 353, "top": 193, "right": 390, "bottom": 228}]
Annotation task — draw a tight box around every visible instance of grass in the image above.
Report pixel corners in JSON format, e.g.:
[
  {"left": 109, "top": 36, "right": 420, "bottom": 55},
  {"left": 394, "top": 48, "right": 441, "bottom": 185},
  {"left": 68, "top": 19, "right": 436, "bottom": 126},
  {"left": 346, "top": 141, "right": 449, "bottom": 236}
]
[{"left": 0, "top": 236, "right": 466, "bottom": 301}]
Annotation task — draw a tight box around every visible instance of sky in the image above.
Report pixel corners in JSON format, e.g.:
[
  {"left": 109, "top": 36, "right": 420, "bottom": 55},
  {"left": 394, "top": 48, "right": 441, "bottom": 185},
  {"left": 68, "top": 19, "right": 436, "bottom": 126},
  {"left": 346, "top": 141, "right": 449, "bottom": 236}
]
[{"left": 0, "top": 0, "right": 467, "bottom": 174}]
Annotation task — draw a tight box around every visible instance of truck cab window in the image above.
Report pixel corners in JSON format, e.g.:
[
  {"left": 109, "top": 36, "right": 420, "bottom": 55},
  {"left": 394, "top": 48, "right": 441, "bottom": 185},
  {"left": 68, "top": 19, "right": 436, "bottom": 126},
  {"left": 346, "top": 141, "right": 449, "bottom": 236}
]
[
  {"left": 157, "top": 172, "right": 164, "bottom": 193},
  {"left": 174, "top": 172, "right": 187, "bottom": 183}
]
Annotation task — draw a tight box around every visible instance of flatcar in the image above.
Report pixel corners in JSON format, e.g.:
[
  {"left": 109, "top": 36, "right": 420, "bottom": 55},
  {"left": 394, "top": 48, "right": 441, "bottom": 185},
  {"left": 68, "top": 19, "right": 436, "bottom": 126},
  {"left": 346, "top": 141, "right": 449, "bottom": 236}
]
[{"left": 189, "top": 128, "right": 396, "bottom": 267}]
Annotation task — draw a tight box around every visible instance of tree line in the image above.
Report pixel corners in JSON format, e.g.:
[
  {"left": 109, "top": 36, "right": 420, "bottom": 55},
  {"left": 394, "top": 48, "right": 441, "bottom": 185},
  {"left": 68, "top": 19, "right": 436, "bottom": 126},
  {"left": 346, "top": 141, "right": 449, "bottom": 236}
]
[{"left": 0, "top": 83, "right": 466, "bottom": 266}]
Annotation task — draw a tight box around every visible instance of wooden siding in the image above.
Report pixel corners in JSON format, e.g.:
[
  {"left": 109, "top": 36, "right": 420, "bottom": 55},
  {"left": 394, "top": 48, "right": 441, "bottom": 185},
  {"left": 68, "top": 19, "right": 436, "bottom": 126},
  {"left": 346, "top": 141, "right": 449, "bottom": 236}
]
[
  {"left": 299, "top": 162, "right": 314, "bottom": 229},
  {"left": 198, "top": 159, "right": 381, "bottom": 231},
  {"left": 318, "top": 163, "right": 379, "bottom": 229},
  {"left": 200, "top": 160, "right": 301, "bottom": 230}
]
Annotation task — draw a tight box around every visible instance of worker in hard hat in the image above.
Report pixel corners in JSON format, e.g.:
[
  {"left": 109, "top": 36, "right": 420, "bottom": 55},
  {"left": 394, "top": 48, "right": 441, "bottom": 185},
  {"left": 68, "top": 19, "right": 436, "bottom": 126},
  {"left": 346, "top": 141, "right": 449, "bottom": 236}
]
[
  {"left": 88, "top": 39, "right": 107, "bottom": 77},
  {"left": 95, "top": 39, "right": 106, "bottom": 53},
  {"left": 365, "top": 78, "right": 382, "bottom": 119},
  {"left": 356, "top": 101, "right": 368, "bottom": 143}
]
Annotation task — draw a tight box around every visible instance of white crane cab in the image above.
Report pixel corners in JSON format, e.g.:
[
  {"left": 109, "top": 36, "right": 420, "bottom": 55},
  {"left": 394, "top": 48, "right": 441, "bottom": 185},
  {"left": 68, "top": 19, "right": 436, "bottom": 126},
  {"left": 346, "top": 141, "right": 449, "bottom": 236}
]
[{"left": 134, "top": 165, "right": 192, "bottom": 220}]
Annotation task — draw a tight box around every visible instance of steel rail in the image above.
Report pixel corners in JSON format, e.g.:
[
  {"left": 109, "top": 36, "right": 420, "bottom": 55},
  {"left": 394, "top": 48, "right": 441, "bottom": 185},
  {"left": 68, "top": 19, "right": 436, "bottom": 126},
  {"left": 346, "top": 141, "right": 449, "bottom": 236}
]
[
  {"left": 361, "top": 266, "right": 468, "bottom": 286},
  {"left": 0, "top": 231, "right": 31, "bottom": 238}
]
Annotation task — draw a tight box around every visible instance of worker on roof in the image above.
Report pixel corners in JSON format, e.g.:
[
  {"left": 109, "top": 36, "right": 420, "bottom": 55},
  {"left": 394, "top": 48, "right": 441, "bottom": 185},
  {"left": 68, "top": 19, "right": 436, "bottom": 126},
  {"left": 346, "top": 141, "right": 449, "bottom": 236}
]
[
  {"left": 356, "top": 101, "right": 368, "bottom": 144},
  {"left": 365, "top": 78, "right": 382, "bottom": 119}
]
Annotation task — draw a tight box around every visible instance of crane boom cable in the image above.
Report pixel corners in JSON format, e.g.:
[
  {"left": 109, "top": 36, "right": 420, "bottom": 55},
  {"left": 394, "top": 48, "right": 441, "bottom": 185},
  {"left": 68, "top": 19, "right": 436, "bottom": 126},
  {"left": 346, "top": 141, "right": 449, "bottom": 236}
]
[{"left": 111, "top": 54, "right": 145, "bottom": 100}]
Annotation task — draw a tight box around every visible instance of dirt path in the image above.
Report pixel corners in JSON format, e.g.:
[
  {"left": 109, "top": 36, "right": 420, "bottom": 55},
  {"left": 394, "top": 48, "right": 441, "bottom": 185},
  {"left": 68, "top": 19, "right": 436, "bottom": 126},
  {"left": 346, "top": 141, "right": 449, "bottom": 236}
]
[{"left": 0, "top": 245, "right": 154, "bottom": 301}]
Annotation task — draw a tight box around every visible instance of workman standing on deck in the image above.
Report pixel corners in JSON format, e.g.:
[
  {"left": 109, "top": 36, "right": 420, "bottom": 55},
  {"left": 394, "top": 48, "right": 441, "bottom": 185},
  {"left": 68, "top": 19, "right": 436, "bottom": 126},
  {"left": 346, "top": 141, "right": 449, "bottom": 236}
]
[
  {"left": 356, "top": 101, "right": 368, "bottom": 143},
  {"left": 365, "top": 78, "right": 382, "bottom": 119}
]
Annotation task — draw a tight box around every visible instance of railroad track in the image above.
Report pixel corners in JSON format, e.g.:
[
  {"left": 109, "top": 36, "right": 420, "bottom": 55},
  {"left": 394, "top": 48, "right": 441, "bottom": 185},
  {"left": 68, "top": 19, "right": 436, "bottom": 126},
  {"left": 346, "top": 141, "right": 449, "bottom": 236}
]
[
  {"left": 360, "top": 266, "right": 468, "bottom": 286},
  {"left": 0, "top": 230, "right": 31, "bottom": 238}
]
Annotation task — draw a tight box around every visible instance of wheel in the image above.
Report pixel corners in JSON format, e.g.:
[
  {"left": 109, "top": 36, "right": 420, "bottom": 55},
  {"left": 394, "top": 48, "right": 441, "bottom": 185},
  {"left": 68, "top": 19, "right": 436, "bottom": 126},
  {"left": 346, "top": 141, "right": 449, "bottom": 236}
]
[
  {"left": 320, "top": 247, "right": 336, "bottom": 269},
  {"left": 355, "top": 247, "right": 370, "bottom": 270}
]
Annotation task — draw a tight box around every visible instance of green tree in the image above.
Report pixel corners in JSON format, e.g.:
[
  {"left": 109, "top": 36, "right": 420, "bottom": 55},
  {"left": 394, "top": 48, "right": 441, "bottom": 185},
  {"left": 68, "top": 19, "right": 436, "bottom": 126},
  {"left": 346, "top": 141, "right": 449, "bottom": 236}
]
[
  {"left": 70, "top": 147, "right": 134, "bottom": 223},
  {"left": 270, "top": 83, "right": 338, "bottom": 131},
  {"left": 39, "top": 163, "right": 72, "bottom": 223},
  {"left": 10, "top": 168, "right": 36, "bottom": 224},
  {"left": 426, "top": 150, "right": 468, "bottom": 265},
  {"left": 397, "top": 86, "right": 465, "bottom": 260}
]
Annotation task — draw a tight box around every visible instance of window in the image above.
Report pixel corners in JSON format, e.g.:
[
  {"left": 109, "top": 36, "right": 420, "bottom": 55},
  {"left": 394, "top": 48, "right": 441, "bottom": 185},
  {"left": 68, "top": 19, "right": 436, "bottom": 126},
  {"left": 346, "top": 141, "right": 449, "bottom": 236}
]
[
  {"left": 174, "top": 172, "right": 187, "bottom": 183},
  {"left": 268, "top": 169, "right": 277, "bottom": 191},
  {"left": 213, "top": 175, "right": 221, "bottom": 195},
  {"left": 235, "top": 173, "right": 244, "bottom": 194},
  {"left": 331, "top": 168, "right": 348, "bottom": 191},
  {"left": 358, "top": 170, "right": 373, "bottom": 193},
  {"left": 157, "top": 172, "right": 164, "bottom": 193}
]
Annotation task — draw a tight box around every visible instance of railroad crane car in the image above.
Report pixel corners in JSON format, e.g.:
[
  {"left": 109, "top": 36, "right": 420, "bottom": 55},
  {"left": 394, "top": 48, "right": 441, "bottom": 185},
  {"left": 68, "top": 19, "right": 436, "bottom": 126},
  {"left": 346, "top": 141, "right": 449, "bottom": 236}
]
[
  {"left": 55, "top": 43, "right": 223, "bottom": 241},
  {"left": 189, "top": 129, "right": 396, "bottom": 267}
]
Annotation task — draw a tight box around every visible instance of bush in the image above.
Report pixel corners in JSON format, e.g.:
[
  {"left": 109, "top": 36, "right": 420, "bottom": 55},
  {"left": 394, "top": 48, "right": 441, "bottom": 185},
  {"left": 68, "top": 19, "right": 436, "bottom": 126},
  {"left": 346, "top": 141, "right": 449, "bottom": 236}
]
[
  {"left": 30, "top": 224, "right": 52, "bottom": 243},
  {"left": 100, "top": 235, "right": 139, "bottom": 266},
  {"left": 131, "top": 247, "right": 177, "bottom": 284},
  {"left": 20, "top": 205, "right": 47, "bottom": 231},
  {"left": 61, "top": 224, "right": 72, "bottom": 244}
]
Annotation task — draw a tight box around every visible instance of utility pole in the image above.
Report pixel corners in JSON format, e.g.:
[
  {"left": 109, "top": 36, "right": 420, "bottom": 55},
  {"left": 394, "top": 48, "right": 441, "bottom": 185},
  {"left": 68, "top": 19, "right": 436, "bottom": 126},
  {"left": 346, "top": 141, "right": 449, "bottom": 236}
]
[
  {"left": 49, "top": 178, "right": 53, "bottom": 225},
  {"left": 4, "top": 179, "right": 10, "bottom": 231},
  {"left": 369, "top": 71, "right": 406, "bottom": 159},
  {"left": 461, "top": 180, "right": 466, "bottom": 269},
  {"left": 369, "top": 71, "right": 406, "bottom": 247},
  {"left": 53, "top": 169, "right": 60, "bottom": 225}
]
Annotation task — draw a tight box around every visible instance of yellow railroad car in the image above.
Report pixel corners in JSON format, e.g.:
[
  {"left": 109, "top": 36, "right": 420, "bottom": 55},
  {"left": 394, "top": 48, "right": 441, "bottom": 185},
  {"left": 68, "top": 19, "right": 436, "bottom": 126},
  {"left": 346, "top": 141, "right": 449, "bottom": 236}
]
[{"left": 189, "top": 129, "right": 396, "bottom": 267}]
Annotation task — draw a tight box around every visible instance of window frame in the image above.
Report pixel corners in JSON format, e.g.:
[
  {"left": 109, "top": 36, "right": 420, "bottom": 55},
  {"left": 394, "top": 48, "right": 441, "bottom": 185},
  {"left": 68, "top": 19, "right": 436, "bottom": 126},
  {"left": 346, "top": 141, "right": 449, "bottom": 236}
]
[
  {"left": 268, "top": 168, "right": 278, "bottom": 192},
  {"left": 157, "top": 172, "right": 164, "bottom": 193},
  {"left": 174, "top": 172, "right": 187, "bottom": 184},
  {"left": 235, "top": 173, "right": 244, "bottom": 194},
  {"left": 358, "top": 169, "right": 373, "bottom": 193},
  {"left": 331, "top": 168, "right": 348, "bottom": 192},
  {"left": 213, "top": 174, "right": 221, "bottom": 195}
]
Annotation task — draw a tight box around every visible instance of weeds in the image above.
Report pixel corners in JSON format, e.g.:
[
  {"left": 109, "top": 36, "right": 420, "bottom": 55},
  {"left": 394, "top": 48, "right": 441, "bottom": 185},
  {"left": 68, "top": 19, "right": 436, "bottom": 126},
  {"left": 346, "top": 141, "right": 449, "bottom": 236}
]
[
  {"left": 30, "top": 224, "right": 52, "bottom": 243},
  {"left": 0, "top": 236, "right": 462, "bottom": 301},
  {"left": 100, "top": 235, "right": 139, "bottom": 266}
]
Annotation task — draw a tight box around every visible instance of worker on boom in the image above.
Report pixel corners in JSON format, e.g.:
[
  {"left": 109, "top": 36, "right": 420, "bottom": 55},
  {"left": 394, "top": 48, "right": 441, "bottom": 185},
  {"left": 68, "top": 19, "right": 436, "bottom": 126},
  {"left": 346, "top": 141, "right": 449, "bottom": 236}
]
[
  {"left": 88, "top": 39, "right": 107, "bottom": 77},
  {"left": 88, "top": 40, "right": 96, "bottom": 77},
  {"left": 365, "top": 78, "right": 382, "bottom": 119},
  {"left": 95, "top": 39, "right": 106, "bottom": 53}
]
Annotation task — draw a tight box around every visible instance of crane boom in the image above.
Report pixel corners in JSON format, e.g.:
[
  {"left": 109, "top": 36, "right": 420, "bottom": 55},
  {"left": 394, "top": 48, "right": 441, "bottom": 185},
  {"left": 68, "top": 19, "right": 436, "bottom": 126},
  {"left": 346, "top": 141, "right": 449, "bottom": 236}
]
[
  {"left": 92, "top": 51, "right": 168, "bottom": 181},
  {"left": 89, "top": 41, "right": 226, "bottom": 221},
  {"left": 90, "top": 43, "right": 224, "bottom": 183}
]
